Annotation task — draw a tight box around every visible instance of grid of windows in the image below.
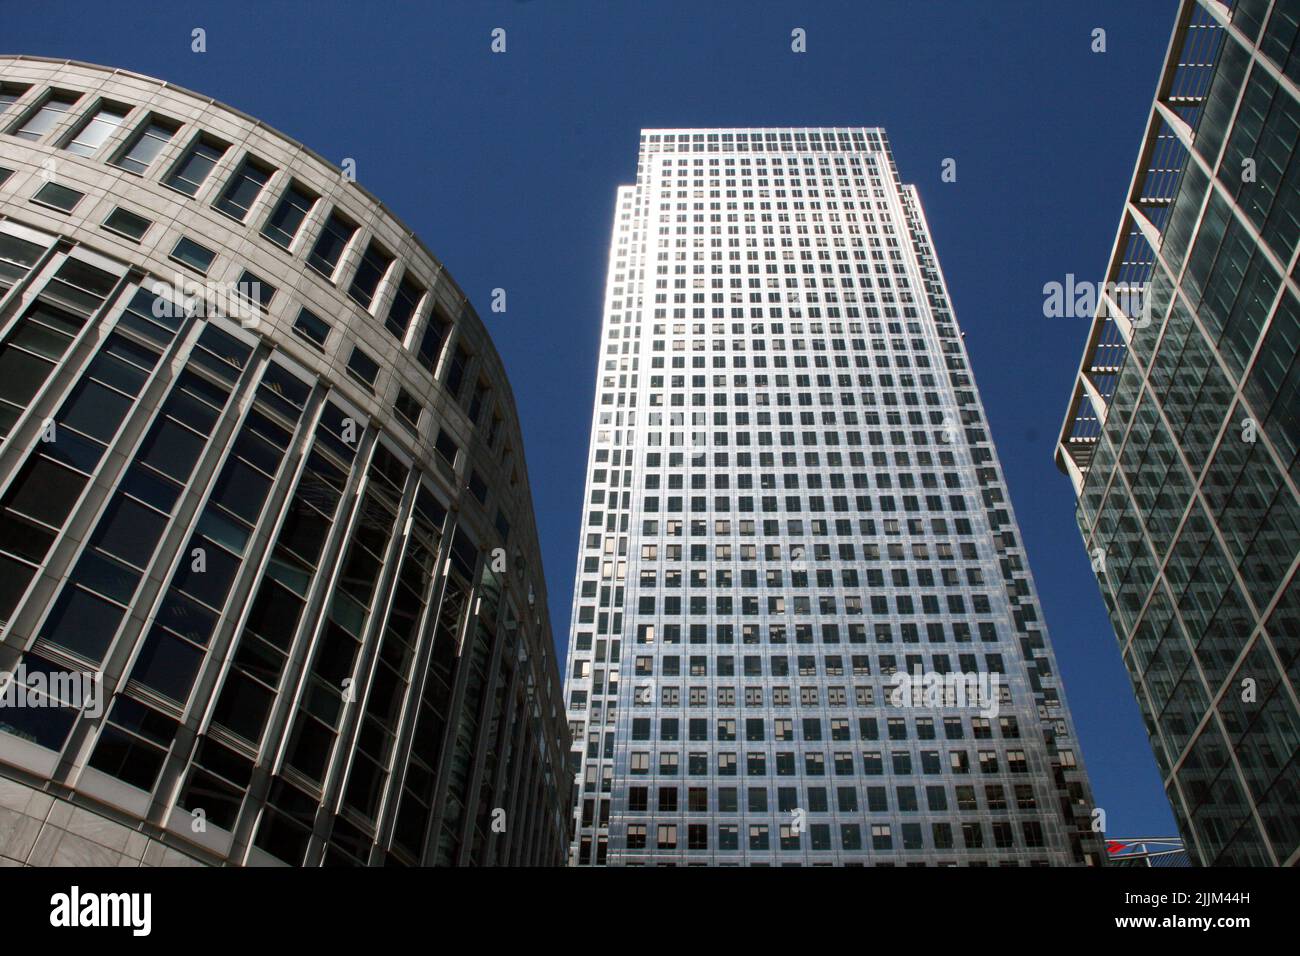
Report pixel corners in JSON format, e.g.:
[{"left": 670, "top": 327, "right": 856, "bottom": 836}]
[
  {"left": 0, "top": 57, "right": 569, "bottom": 868},
  {"left": 563, "top": 128, "right": 1100, "bottom": 867},
  {"left": 1058, "top": 0, "right": 1300, "bottom": 868}
]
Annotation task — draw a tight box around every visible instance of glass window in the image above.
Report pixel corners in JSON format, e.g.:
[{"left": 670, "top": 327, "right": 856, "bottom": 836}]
[
  {"left": 0, "top": 231, "right": 45, "bottom": 295},
  {"left": 236, "top": 269, "right": 276, "bottom": 309},
  {"left": 38, "top": 586, "right": 125, "bottom": 661},
  {"left": 347, "top": 240, "right": 393, "bottom": 309},
  {"left": 445, "top": 343, "right": 470, "bottom": 397},
  {"left": 261, "top": 182, "right": 316, "bottom": 249},
  {"left": 112, "top": 117, "right": 178, "bottom": 175},
  {"left": 31, "top": 182, "right": 83, "bottom": 213},
  {"left": 0, "top": 83, "right": 29, "bottom": 114},
  {"left": 11, "top": 91, "right": 79, "bottom": 141},
  {"left": 164, "top": 137, "right": 226, "bottom": 196},
  {"left": 170, "top": 237, "right": 215, "bottom": 274},
  {"left": 293, "top": 307, "right": 330, "bottom": 350},
  {"left": 416, "top": 308, "right": 451, "bottom": 372},
  {"left": 102, "top": 207, "right": 151, "bottom": 242},
  {"left": 394, "top": 388, "right": 422, "bottom": 431},
  {"left": 306, "top": 211, "right": 356, "bottom": 278},
  {"left": 63, "top": 102, "right": 130, "bottom": 156},
  {"left": 434, "top": 428, "right": 458, "bottom": 467},
  {"left": 214, "top": 157, "right": 273, "bottom": 221},
  {"left": 346, "top": 346, "right": 379, "bottom": 391},
  {"left": 385, "top": 273, "right": 424, "bottom": 341}
]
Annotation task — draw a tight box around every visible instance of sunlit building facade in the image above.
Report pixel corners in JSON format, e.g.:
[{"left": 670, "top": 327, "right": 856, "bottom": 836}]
[{"left": 563, "top": 126, "right": 1101, "bottom": 866}]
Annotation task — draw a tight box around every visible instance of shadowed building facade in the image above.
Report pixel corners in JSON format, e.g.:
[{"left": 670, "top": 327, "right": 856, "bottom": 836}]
[
  {"left": 1057, "top": 0, "right": 1299, "bottom": 866},
  {"left": 0, "top": 57, "right": 569, "bottom": 866}
]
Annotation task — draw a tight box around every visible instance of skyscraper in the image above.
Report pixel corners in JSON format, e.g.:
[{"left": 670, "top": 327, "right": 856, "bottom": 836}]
[
  {"left": 563, "top": 127, "right": 1100, "bottom": 866},
  {"left": 0, "top": 57, "right": 569, "bottom": 867},
  {"left": 1057, "top": 0, "right": 1299, "bottom": 867}
]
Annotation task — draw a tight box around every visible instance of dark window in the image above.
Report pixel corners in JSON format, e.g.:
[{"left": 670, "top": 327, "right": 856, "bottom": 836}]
[
  {"left": 306, "top": 211, "right": 356, "bottom": 278},
  {"left": 0, "top": 83, "right": 30, "bottom": 115},
  {"left": 416, "top": 308, "right": 451, "bottom": 372},
  {"left": 385, "top": 273, "right": 424, "bottom": 340},
  {"left": 170, "top": 237, "right": 215, "bottom": 274},
  {"left": 236, "top": 269, "right": 276, "bottom": 309},
  {"left": 434, "top": 428, "right": 458, "bottom": 467},
  {"left": 346, "top": 346, "right": 379, "bottom": 391},
  {"left": 394, "top": 388, "right": 421, "bottom": 431},
  {"left": 102, "top": 207, "right": 151, "bottom": 241},
  {"left": 38, "top": 586, "right": 125, "bottom": 660},
  {"left": 165, "top": 137, "right": 226, "bottom": 196},
  {"left": 31, "top": 182, "right": 83, "bottom": 213},
  {"left": 292, "top": 307, "right": 330, "bottom": 350},
  {"left": 347, "top": 239, "right": 392, "bottom": 309},
  {"left": 445, "top": 343, "right": 470, "bottom": 397},
  {"left": 261, "top": 182, "right": 316, "bottom": 249},
  {"left": 88, "top": 697, "right": 178, "bottom": 791},
  {"left": 214, "top": 157, "right": 273, "bottom": 221},
  {"left": 467, "top": 471, "right": 487, "bottom": 504}
]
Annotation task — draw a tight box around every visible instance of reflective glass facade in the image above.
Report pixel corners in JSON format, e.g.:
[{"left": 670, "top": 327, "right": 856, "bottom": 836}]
[
  {"left": 1057, "top": 0, "right": 1299, "bottom": 867},
  {"left": 564, "top": 127, "right": 1101, "bottom": 866},
  {"left": 0, "top": 57, "right": 569, "bottom": 867}
]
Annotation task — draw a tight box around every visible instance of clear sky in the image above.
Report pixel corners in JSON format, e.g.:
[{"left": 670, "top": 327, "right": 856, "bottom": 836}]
[{"left": 4, "top": 0, "right": 1182, "bottom": 840}]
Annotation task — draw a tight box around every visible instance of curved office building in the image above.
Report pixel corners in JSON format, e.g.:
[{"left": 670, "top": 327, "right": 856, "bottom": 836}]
[{"left": 0, "top": 56, "right": 569, "bottom": 866}]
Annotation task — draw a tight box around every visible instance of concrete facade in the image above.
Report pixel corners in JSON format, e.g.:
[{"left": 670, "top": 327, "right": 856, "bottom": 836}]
[{"left": 0, "top": 57, "right": 570, "bottom": 866}]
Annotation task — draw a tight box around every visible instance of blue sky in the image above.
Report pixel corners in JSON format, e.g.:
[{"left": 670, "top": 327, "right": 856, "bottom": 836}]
[{"left": 4, "top": 0, "right": 1182, "bottom": 839}]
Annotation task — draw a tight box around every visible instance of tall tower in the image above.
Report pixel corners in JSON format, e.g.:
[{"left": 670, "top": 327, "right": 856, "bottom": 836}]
[
  {"left": 564, "top": 127, "right": 1100, "bottom": 865},
  {"left": 1057, "top": 0, "right": 1299, "bottom": 867}
]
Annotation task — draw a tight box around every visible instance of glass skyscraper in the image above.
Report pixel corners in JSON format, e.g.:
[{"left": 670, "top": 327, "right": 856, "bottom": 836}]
[
  {"left": 563, "top": 127, "right": 1101, "bottom": 865},
  {"left": 1057, "top": 0, "right": 1299, "bottom": 866}
]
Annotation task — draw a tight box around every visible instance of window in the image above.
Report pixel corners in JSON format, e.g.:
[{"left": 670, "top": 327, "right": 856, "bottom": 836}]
[
  {"left": 306, "top": 211, "right": 356, "bottom": 278},
  {"left": 434, "top": 428, "right": 458, "bottom": 467},
  {"left": 11, "top": 91, "right": 79, "bottom": 141},
  {"left": 235, "top": 269, "right": 276, "bottom": 309},
  {"left": 214, "top": 157, "right": 273, "bottom": 221},
  {"left": 165, "top": 137, "right": 226, "bottom": 196},
  {"left": 261, "top": 182, "right": 316, "bottom": 249},
  {"left": 102, "top": 207, "right": 151, "bottom": 242},
  {"left": 394, "top": 388, "right": 421, "bottom": 431},
  {"left": 467, "top": 470, "right": 487, "bottom": 504},
  {"left": 385, "top": 273, "right": 424, "bottom": 341},
  {"left": 346, "top": 346, "right": 379, "bottom": 391},
  {"left": 445, "top": 343, "right": 470, "bottom": 397},
  {"left": 0, "top": 168, "right": 11, "bottom": 188},
  {"left": 347, "top": 240, "right": 393, "bottom": 309},
  {"left": 170, "top": 237, "right": 215, "bottom": 274},
  {"left": 63, "top": 102, "right": 129, "bottom": 156},
  {"left": 292, "top": 307, "right": 330, "bottom": 350},
  {"left": 31, "top": 182, "right": 83, "bottom": 213},
  {"left": 0, "top": 232, "right": 44, "bottom": 298},
  {"left": 0, "top": 301, "right": 87, "bottom": 441},
  {"left": 0, "top": 84, "right": 29, "bottom": 114},
  {"left": 112, "top": 117, "right": 178, "bottom": 174},
  {"left": 416, "top": 308, "right": 451, "bottom": 372}
]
